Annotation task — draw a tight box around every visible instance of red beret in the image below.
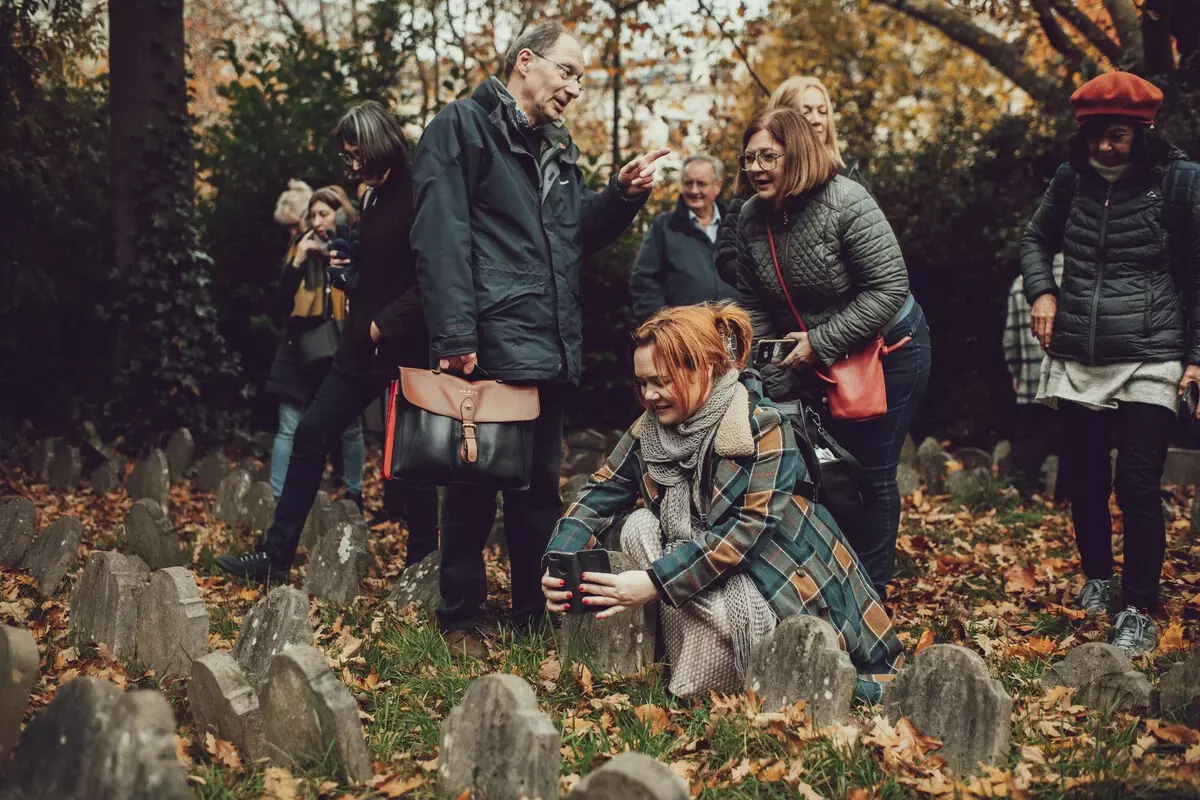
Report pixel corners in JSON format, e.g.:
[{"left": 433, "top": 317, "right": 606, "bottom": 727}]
[{"left": 1071, "top": 72, "right": 1163, "bottom": 125}]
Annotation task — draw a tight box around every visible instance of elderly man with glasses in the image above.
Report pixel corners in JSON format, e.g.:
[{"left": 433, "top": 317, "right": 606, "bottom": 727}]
[
  {"left": 410, "top": 19, "right": 669, "bottom": 657},
  {"left": 629, "top": 154, "right": 736, "bottom": 322}
]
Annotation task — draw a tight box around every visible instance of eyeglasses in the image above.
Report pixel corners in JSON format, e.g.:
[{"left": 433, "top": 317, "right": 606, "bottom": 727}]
[
  {"left": 533, "top": 52, "right": 585, "bottom": 91},
  {"left": 738, "top": 152, "right": 783, "bottom": 171}
]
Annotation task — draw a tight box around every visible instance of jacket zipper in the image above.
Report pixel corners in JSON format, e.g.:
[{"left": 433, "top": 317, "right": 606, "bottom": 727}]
[{"left": 1087, "top": 183, "right": 1114, "bottom": 363}]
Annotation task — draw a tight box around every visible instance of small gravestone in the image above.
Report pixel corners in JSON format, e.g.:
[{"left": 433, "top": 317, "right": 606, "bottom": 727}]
[
  {"left": 252, "top": 431, "right": 275, "bottom": 457},
  {"left": 388, "top": 551, "right": 441, "bottom": 612},
  {"left": 1160, "top": 647, "right": 1200, "bottom": 726},
  {"left": 213, "top": 469, "right": 251, "bottom": 527},
  {"left": 993, "top": 440, "right": 1013, "bottom": 477},
  {"left": 566, "top": 752, "right": 689, "bottom": 800},
  {"left": 951, "top": 447, "right": 992, "bottom": 473},
  {"left": 438, "top": 674, "right": 559, "bottom": 800},
  {"left": 195, "top": 452, "right": 230, "bottom": 494},
  {"left": 1188, "top": 494, "right": 1200, "bottom": 536},
  {"left": 0, "top": 626, "right": 39, "bottom": 771},
  {"left": 28, "top": 437, "right": 57, "bottom": 483},
  {"left": 562, "top": 474, "right": 591, "bottom": 506},
  {"left": 23, "top": 516, "right": 82, "bottom": 598},
  {"left": 232, "top": 585, "right": 314, "bottom": 686},
  {"left": 883, "top": 644, "right": 1011, "bottom": 776},
  {"left": 300, "top": 491, "right": 333, "bottom": 551},
  {"left": 189, "top": 651, "right": 266, "bottom": 761},
  {"left": 947, "top": 466, "right": 990, "bottom": 498},
  {"left": 1043, "top": 455, "right": 1060, "bottom": 498},
  {"left": 900, "top": 435, "right": 917, "bottom": 467},
  {"left": 260, "top": 645, "right": 372, "bottom": 783},
  {"left": 245, "top": 481, "right": 276, "bottom": 533},
  {"left": 0, "top": 497, "right": 38, "bottom": 567},
  {"left": 88, "top": 458, "right": 121, "bottom": 495},
  {"left": 124, "top": 498, "right": 183, "bottom": 570},
  {"left": 304, "top": 510, "right": 369, "bottom": 605},
  {"left": 1041, "top": 642, "right": 1156, "bottom": 715},
  {"left": 744, "top": 615, "right": 856, "bottom": 726},
  {"left": 3, "top": 678, "right": 190, "bottom": 799},
  {"left": 917, "top": 438, "right": 952, "bottom": 494},
  {"left": 69, "top": 551, "right": 152, "bottom": 657},
  {"left": 165, "top": 428, "right": 194, "bottom": 482},
  {"left": 127, "top": 449, "right": 170, "bottom": 510},
  {"left": 48, "top": 443, "right": 82, "bottom": 491},
  {"left": 135, "top": 567, "right": 209, "bottom": 679},
  {"left": 896, "top": 464, "right": 921, "bottom": 497},
  {"left": 559, "top": 552, "right": 656, "bottom": 677}
]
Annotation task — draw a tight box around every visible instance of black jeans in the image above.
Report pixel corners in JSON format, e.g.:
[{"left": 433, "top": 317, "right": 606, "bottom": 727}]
[
  {"left": 1011, "top": 403, "right": 1060, "bottom": 498},
  {"left": 264, "top": 365, "right": 438, "bottom": 567},
  {"left": 822, "top": 302, "right": 931, "bottom": 601},
  {"left": 436, "top": 383, "right": 566, "bottom": 633},
  {"left": 1060, "top": 400, "right": 1173, "bottom": 611}
]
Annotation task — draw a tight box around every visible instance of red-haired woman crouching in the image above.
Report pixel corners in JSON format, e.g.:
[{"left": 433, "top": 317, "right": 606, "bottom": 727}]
[{"left": 541, "top": 302, "right": 902, "bottom": 701}]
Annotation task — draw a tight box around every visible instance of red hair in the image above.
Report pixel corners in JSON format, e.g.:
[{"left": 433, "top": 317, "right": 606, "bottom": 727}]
[{"left": 632, "top": 302, "right": 752, "bottom": 419}]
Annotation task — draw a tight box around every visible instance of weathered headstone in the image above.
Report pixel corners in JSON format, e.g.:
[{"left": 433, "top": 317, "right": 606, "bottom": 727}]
[
  {"left": 127, "top": 449, "right": 170, "bottom": 510},
  {"left": 0, "top": 497, "right": 38, "bottom": 567},
  {"left": 188, "top": 651, "right": 266, "bottom": 761},
  {"left": 951, "top": 447, "right": 992, "bottom": 473},
  {"left": 124, "top": 498, "right": 183, "bottom": 570},
  {"left": 744, "top": 615, "right": 856, "bottom": 726},
  {"left": 388, "top": 551, "right": 441, "bottom": 612},
  {"left": 304, "top": 509, "right": 370, "bottom": 605},
  {"left": 252, "top": 430, "right": 275, "bottom": 456},
  {"left": 165, "top": 428, "right": 194, "bottom": 482},
  {"left": 1041, "top": 642, "right": 1156, "bottom": 715},
  {"left": 28, "top": 437, "right": 56, "bottom": 483},
  {"left": 0, "top": 626, "right": 39, "bottom": 772},
  {"left": 563, "top": 429, "right": 610, "bottom": 478},
  {"left": 2, "top": 678, "right": 190, "bottom": 800},
  {"left": 260, "top": 645, "right": 372, "bottom": 783},
  {"left": 1160, "top": 646, "right": 1200, "bottom": 726},
  {"left": 1188, "top": 493, "right": 1200, "bottom": 537},
  {"left": 245, "top": 481, "right": 277, "bottom": 533},
  {"left": 231, "top": 585, "right": 314, "bottom": 686},
  {"left": 947, "top": 466, "right": 991, "bottom": 498},
  {"left": 300, "top": 490, "right": 333, "bottom": 551},
  {"left": 899, "top": 434, "right": 917, "bottom": 467},
  {"left": 88, "top": 458, "right": 121, "bottom": 495},
  {"left": 566, "top": 752, "right": 690, "bottom": 800},
  {"left": 992, "top": 440, "right": 1013, "bottom": 477},
  {"left": 559, "top": 552, "right": 657, "bottom": 677},
  {"left": 1043, "top": 455, "right": 1060, "bottom": 498},
  {"left": 135, "top": 567, "right": 209, "bottom": 679},
  {"left": 917, "top": 438, "right": 952, "bottom": 494},
  {"left": 68, "top": 551, "right": 152, "bottom": 657},
  {"left": 22, "top": 516, "right": 82, "bottom": 598},
  {"left": 48, "top": 443, "right": 82, "bottom": 491},
  {"left": 438, "top": 674, "right": 559, "bottom": 800},
  {"left": 195, "top": 452, "right": 230, "bottom": 494},
  {"left": 213, "top": 469, "right": 251, "bottom": 527},
  {"left": 896, "top": 464, "right": 921, "bottom": 497},
  {"left": 882, "top": 644, "right": 1012, "bottom": 776}
]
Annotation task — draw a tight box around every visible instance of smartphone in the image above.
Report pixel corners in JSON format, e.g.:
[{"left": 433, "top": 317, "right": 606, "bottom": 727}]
[
  {"left": 753, "top": 338, "right": 798, "bottom": 368},
  {"left": 545, "top": 549, "right": 613, "bottom": 614},
  {"left": 1184, "top": 381, "right": 1199, "bottom": 420}
]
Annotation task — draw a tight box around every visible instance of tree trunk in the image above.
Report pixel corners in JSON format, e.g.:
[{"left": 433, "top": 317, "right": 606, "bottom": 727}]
[
  {"left": 108, "top": 0, "right": 191, "bottom": 375},
  {"left": 611, "top": 3, "right": 623, "bottom": 170}
]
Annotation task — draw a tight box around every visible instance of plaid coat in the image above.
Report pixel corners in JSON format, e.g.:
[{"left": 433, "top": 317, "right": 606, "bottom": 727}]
[{"left": 546, "top": 381, "right": 904, "bottom": 698}]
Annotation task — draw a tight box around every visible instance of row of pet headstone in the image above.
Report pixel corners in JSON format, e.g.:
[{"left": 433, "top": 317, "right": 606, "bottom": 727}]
[
  {"left": 895, "top": 436, "right": 1059, "bottom": 498},
  {"left": 0, "top": 497, "right": 82, "bottom": 598}
]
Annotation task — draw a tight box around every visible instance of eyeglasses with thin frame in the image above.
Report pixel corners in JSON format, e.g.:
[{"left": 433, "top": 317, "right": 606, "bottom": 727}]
[
  {"left": 738, "top": 152, "right": 783, "bottom": 171},
  {"left": 533, "top": 51, "right": 585, "bottom": 91}
]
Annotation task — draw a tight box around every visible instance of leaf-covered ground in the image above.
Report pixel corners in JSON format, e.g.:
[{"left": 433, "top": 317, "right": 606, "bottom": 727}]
[{"left": 2, "top": 450, "right": 1199, "bottom": 799}]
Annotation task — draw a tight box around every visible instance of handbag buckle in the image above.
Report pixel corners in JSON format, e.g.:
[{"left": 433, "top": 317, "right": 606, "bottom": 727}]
[{"left": 459, "top": 398, "right": 478, "bottom": 464}]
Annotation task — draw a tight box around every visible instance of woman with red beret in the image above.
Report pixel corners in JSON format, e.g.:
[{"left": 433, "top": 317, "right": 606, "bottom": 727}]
[{"left": 1020, "top": 72, "right": 1200, "bottom": 654}]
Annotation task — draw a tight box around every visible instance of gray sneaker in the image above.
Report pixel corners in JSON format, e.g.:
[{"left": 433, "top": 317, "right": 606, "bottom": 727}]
[
  {"left": 1076, "top": 578, "right": 1110, "bottom": 617},
  {"left": 1111, "top": 606, "right": 1157, "bottom": 656}
]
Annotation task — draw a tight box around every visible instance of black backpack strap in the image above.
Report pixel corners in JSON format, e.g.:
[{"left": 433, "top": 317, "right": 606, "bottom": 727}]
[{"left": 1164, "top": 160, "right": 1199, "bottom": 279}]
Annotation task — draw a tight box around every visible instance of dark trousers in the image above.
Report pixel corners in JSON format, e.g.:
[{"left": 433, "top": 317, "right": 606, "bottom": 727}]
[
  {"left": 823, "top": 303, "right": 931, "bottom": 601},
  {"left": 383, "top": 475, "right": 439, "bottom": 566},
  {"left": 264, "top": 365, "right": 438, "bottom": 567},
  {"left": 1060, "top": 400, "right": 1173, "bottom": 611},
  {"left": 436, "top": 383, "right": 567, "bottom": 632},
  {"left": 1011, "top": 403, "right": 1059, "bottom": 498}
]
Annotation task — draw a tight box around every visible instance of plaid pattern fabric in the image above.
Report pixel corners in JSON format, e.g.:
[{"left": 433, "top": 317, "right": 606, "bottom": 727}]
[
  {"left": 1005, "top": 257, "right": 1063, "bottom": 405},
  {"left": 548, "top": 401, "right": 904, "bottom": 700}
]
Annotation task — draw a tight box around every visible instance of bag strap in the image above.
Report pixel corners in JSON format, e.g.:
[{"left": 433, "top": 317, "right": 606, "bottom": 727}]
[
  {"left": 765, "top": 225, "right": 807, "bottom": 333},
  {"left": 1164, "top": 161, "right": 1197, "bottom": 284}
]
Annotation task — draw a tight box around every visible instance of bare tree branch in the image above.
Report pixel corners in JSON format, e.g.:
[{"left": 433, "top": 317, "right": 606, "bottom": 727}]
[
  {"left": 1141, "top": 0, "right": 1176, "bottom": 75},
  {"left": 1031, "top": 0, "right": 1095, "bottom": 75},
  {"left": 694, "top": 0, "right": 769, "bottom": 96},
  {"left": 1102, "top": 0, "right": 1144, "bottom": 68},
  {"left": 869, "top": 0, "right": 1068, "bottom": 108},
  {"left": 271, "top": 0, "right": 303, "bottom": 35},
  {"left": 1048, "top": 0, "right": 1122, "bottom": 66}
]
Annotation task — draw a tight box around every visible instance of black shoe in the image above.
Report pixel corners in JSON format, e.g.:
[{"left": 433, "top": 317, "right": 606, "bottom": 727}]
[{"left": 215, "top": 551, "right": 290, "bottom": 584}]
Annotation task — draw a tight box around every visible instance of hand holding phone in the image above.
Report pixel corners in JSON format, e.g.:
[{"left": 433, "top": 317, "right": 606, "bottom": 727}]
[
  {"left": 753, "top": 338, "right": 798, "bottom": 368},
  {"left": 545, "top": 549, "right": 612, "bottom": 614}
]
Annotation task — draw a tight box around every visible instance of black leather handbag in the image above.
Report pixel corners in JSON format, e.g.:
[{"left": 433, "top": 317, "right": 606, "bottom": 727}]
[
  {"left": 294, "top": 277, "right": 342, "bottom": 369},
  {"left": 384, "top": 368, "right": 540, "bottom": 490}
]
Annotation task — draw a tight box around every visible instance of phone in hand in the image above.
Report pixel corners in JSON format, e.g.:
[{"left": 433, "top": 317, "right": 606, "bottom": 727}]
[
  {"left": 545, "top": 549, "right": 613, "bottom": 614},
  {"left": 753, "top": 338, "right": 798, "bottom": 368},
  {"left": 1183, "top": 380, "right": 1199, "bottom": 420}
]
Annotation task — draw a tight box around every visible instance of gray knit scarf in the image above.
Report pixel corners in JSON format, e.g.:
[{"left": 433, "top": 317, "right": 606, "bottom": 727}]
[{"left": 639, "top": 370, "right": 776, "bottom": 679}]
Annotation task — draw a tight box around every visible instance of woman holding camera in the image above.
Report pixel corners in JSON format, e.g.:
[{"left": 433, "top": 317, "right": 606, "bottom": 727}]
[
  {"left": 541, "top": 303, "right": 901, "bottom": 701},
  {"left": 265, "top": 185, "right": 367, "bottom": 506},
  {"left": 1022, "top": 72, "right": 1200, "bottom": 654},
  {"left": 733, "top": 108, "right": 930, "bottom": 605}
]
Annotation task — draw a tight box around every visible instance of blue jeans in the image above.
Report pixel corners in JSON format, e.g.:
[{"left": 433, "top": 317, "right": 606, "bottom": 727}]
[
  {"left": 271, "top": 400, "right": 364, "bottom": 497},
  {"left": 822, "top": 302, "right": 931, "bottom": 601}
]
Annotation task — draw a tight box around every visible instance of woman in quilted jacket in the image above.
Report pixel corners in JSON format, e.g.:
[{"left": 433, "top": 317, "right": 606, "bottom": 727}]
[
  {"left": 1021, "top": 72, "right": 1200, "bottom": 655},
  {"left": 541, "top": 303, "right": 903, "bottom": 701},
  {"left": 733, "top": 108, "right": 931, "bottom": 606}
]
